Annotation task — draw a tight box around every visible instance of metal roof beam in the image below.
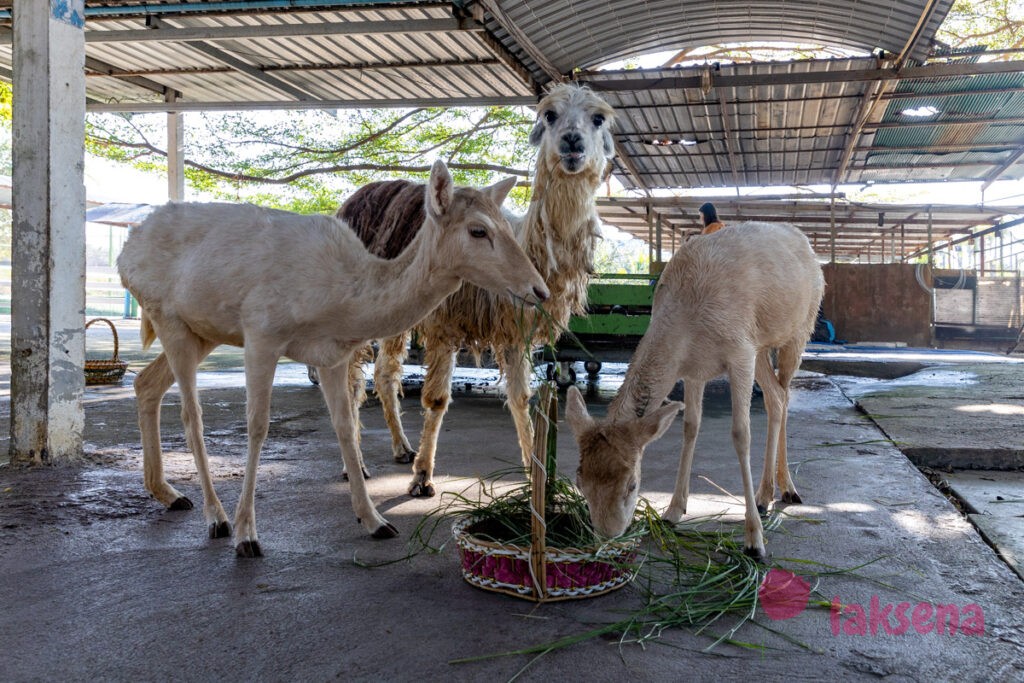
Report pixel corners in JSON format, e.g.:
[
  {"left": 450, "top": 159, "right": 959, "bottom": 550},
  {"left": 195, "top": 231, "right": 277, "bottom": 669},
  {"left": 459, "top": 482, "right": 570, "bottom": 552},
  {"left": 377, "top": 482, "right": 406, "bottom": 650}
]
[
  {"left": 86, "top": 95, "right": 538, "bottom": 113},
  {"left": 981, "top": 148, "right": 1024, "bottom": 191},
  {"left": 581, "top": 60, "right": 1024, "bottom": 92},
  {"left": 84, "top": 56, "right": 177, "bottom": 97},
  {"left": 32, "top": 18, "right": 479, "bottom": 45},
  {"left": 477, "top": 0, "right": 561, "bottom": 82},
  {"left": 187, "top": 41, "right": 315, "bottom": 101},
  {"left": 88, "top": 58, "right": 504, "bottom": 79}
]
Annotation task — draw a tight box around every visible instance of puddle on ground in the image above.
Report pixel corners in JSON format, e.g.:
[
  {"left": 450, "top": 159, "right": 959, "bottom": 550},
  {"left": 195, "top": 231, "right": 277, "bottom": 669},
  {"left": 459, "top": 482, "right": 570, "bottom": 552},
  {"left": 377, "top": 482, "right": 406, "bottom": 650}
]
[{"left": 834, "top": 368, "right": 979, "bottom": 401}]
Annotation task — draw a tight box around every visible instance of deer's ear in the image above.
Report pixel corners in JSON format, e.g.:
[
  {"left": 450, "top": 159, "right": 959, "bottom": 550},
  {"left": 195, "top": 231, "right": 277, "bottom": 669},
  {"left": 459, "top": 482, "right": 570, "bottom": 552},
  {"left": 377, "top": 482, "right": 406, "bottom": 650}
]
[
  {"left": 565, "top": 386, "right": 594, "bottom": 436},
  {"left": 630, "top": 401, "right": 682, "bottom": 447},
  {"left": 427, "top": 160, "right": 454, "bottom": 219},
  {"left": 484, "top": 176, "right": 517, "bottom": 206}
]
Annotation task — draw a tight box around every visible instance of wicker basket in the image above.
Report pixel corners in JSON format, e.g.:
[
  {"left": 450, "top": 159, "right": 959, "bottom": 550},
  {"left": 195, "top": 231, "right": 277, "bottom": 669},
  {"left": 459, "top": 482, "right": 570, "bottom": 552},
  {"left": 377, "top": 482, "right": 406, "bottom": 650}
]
[
  {"left": 452, "top": 385, "right": 639, "bottom": 602},
  {"left": 84, "top": 318, "right": 128, "bottom": 385}
]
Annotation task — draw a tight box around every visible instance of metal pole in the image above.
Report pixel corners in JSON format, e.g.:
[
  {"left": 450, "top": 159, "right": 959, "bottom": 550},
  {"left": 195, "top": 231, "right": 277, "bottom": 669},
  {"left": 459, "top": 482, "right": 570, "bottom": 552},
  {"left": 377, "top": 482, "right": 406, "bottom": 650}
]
[{"left": 830, "top": 195, "right": 837, "bottom": 263}]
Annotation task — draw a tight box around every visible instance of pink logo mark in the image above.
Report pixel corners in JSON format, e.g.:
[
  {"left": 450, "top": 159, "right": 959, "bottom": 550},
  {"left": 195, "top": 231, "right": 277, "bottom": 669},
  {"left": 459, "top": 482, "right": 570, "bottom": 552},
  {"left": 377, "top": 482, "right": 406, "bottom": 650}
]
[{"left": 759, "top": 568, "right": 811, "bottom": 620}]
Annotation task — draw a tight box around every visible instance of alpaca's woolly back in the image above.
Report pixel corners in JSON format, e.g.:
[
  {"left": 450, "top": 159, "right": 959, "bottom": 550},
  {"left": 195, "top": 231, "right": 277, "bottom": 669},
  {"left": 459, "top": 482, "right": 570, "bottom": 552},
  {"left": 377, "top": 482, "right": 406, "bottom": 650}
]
[
  {"left": 339, "top": 180, "right": 426, "bottom": 259},
  {"left": 338, "top": 166, "right": 602, "bottom": 357}
]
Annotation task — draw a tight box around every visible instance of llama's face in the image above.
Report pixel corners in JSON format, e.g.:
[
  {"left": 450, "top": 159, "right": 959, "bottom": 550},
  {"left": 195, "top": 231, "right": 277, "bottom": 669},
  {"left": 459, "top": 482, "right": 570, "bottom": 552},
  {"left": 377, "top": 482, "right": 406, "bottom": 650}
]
[
  {"left": 531, "top": 84, "right": 616, "bottom": 175},
  {"left": 566, "top": 387, "right": 681, "bottom": 538},
  {"left": 425, "top": 161, "right": 549, "bottom": 304}
]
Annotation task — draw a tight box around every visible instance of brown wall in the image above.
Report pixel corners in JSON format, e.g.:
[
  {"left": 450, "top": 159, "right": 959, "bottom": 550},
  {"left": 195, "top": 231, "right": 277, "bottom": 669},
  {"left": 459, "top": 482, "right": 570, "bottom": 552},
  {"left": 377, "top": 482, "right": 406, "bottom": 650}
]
[{"left": 821, "top": 263, "right": 932, "bottom": 347}]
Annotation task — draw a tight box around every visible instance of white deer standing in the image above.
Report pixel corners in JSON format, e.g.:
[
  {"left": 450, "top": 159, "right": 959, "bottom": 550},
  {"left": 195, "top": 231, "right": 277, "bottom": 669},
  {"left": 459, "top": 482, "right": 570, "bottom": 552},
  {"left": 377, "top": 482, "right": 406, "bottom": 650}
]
[
  {"left": 565, "top": 222, "right": 824, "bottom": 560},
  {"left": 117, "top": 161, "right": 549, "bottom": 557}
]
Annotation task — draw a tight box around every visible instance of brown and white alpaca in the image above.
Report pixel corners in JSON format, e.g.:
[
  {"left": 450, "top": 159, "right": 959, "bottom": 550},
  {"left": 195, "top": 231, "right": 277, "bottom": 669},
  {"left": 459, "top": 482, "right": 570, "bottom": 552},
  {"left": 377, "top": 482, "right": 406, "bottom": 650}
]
[
  {"left": 339, "top": 83, "right": 616, "bottom": 496},
  {"left": 565, "top": 222, "right": 824, "bottom": 560},
  {"left": 117, "top": 161, "right": 548, "bottom": 557}
]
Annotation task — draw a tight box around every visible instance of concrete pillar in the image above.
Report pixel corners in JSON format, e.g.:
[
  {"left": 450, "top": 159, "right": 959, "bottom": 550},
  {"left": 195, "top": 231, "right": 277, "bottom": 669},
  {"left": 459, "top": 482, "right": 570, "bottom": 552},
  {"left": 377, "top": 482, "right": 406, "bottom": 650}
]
[
  {"left": 10, "top": 0, "right": 87, "bottom": 464},
  {"left": 166, "top": 91, "right": 184, "bottom": 201}
]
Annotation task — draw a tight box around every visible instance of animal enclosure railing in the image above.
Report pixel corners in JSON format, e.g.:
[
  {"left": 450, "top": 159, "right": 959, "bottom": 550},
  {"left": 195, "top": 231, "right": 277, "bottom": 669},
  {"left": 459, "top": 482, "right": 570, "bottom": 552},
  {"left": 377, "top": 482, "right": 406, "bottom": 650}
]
[
  {"left": 0, "top": 262, "right": 128, "bottom": 317},
  {"left": 933, "top": 271, "right": 1023, "bottom": 342}
]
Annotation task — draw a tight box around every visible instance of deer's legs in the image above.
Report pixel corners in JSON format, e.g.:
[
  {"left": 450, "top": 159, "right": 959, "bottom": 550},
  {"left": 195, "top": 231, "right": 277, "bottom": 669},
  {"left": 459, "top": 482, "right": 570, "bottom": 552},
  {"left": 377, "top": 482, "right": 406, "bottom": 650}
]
[
  {"left": 774, "top": 339, "right": 805, "bottom": 504},
  {"left": 135, "top": 352, "right": 188, "bottom": 510},
  {"left": 729, "top": 354, "right": 766, "bottom": 561},
  {"left": 339, "top": 344, "right": 371, "bottom": 481},
  {"left": 157, "top": 325, "right": 228, "bottom": 540},
  {"left": 232, "top": 342, "right": 281, "bottom": 557},
  {"left": 409, "top": 345, "right": 457, "bottom": 497},
  {"left": 318, "top": 362, "right": 398, "bottom": 539},
  {"left": 665, "top": 379, "right": 705, "bottom": 523},
  {"left": 754, "top": 350, "right": 785, "bottom": 513},
  {"left": 374, "top": 333, "right": 417, "bottom": 463}
]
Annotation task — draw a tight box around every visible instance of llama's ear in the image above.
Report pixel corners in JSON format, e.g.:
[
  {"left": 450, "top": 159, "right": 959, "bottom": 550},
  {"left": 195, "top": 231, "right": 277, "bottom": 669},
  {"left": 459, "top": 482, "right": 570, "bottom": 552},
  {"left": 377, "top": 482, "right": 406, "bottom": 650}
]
[
  {"left": 631, "top": 401, "right": 681, "bottom": 446},
  {"left": 564, "top": 386, "right": 594, "bottom": 436},
  {"left": 484, "top": 176, "right": 517, "bottom": 206},
  {"left": 529, "top": 120, "right": 546, "bottom": 147},
  {"left": 601, "top": 127, "right": 616, "bottom": 159},
  {"left": 427, "top": 160, "right": 454, "bottom": 218}
]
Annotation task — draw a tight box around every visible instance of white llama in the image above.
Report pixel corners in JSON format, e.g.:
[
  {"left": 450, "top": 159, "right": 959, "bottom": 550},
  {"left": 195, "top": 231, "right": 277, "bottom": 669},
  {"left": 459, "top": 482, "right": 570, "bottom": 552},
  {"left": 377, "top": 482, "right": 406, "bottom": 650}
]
[
  {"left": 565, "top": 222, "right": 825, "bottom": 560},
  {"left": 117, "top": 162, "right": 549, "bottom": 557},
  {"left": 339, "top": 83, "right": 616, "bottom": 497}
]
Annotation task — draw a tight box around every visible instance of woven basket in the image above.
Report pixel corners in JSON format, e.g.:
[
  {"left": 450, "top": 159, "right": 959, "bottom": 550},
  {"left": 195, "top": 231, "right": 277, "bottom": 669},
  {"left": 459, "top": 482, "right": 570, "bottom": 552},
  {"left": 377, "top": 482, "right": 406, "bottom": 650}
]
[
  {"left": 452, "top": 385, "right": 638, "bottom": 602},
  {"left": 84, "top": 318, "right": 128, "bottom": 385}
]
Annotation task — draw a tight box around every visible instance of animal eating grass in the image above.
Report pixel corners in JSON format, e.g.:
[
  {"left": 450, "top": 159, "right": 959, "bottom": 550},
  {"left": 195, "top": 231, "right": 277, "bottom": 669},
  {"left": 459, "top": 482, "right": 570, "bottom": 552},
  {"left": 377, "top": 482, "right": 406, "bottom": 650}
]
[{"left": 566, "top": 222, "right": 824, "bottom": 560}]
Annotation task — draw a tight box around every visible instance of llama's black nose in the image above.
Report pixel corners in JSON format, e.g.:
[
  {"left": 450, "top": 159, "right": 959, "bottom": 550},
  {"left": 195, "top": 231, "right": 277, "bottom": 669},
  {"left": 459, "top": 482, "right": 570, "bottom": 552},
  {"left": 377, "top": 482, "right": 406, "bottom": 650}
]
[
  {"left": 560, "top": 132, "right": 584, "bottom": 154},
  {"left": 533, "top": 285, "right": 549, "bottom": 302}
]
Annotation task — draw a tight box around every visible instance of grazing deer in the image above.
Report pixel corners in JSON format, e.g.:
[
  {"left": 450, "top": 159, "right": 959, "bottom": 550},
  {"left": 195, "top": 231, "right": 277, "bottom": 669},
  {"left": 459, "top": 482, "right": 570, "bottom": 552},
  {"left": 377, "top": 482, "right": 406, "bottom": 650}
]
[
  {"left": 566, "top": 222, "right": 824, "bottom": 560},
  {"left": 117, "top": 161, "right": 549, "bottom": 557}
]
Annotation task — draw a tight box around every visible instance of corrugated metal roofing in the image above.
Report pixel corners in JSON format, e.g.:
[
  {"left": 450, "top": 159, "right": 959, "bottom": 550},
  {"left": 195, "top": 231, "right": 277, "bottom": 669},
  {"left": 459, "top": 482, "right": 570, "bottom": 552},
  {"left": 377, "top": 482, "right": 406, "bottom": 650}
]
[
  {"left": 480, "top": 0, "right": 953, "bottom": 80},
  {"left": 1, "top": 0, "right": 1021, "bottom": 261}
]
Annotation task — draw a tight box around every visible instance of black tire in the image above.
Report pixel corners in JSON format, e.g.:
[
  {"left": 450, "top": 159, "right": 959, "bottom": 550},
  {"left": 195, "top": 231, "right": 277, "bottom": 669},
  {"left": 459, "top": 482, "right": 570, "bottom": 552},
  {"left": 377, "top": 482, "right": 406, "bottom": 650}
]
[
  {"left": 583, "top": 360, "right": 602, "bottom": 378},
  {"left": 554, "top": 366, "right": 577, "bottom": 388}
]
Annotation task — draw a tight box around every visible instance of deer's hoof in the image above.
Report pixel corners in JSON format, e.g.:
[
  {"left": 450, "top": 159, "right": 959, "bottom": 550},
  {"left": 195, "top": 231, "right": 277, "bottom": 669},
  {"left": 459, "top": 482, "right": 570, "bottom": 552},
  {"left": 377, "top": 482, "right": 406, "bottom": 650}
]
[
  {"left": 209, "top": 521, "right": 231, "bottom": 539},
  {"left": 743, "top": 546, "right": 767, "bottom": 564},
  {"left": 342, "top": 468, "right": 371, "bottom": 482},
  {"left": 371, "top": 522, "right": 400, "bottom": 540},
  {"left": 169, "top": 496, "right": 194, "bottom": 511},
  {"left": 408, "top": 480, "right": 436, "bottom": 498},
  {"left": 236, "top": 540, "right": 263, "bottom": 558},
  {"left": 394, "top": 448, "right": 417, "bottom": 465},
  {"left": 781, "top": 491, "right": 803, "bottom": 505}
]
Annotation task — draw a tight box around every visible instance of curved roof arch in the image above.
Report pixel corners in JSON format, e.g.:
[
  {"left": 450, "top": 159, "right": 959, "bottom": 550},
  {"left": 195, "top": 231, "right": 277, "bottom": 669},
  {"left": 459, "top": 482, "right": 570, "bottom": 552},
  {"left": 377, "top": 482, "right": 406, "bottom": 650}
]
[{"left": 482, "top": 0, "right": 953, "bottom": 80}]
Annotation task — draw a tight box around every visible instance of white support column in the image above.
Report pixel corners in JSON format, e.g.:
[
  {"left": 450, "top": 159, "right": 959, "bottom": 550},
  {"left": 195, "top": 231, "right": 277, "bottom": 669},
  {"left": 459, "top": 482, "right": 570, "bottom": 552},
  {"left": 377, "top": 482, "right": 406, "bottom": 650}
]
[
  {"left": 10, "top": 0, "right": 87, "bottom": 464},
  {"left": 166, "top": 91, "right": 184, "bottom": 201}
]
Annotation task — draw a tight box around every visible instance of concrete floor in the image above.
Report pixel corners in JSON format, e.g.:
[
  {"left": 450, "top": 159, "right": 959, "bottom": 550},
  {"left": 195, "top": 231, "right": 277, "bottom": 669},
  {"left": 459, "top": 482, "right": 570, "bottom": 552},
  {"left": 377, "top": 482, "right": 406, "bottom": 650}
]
[{"left": 1, "top": 319, "right": 1023, "bottom": 681}]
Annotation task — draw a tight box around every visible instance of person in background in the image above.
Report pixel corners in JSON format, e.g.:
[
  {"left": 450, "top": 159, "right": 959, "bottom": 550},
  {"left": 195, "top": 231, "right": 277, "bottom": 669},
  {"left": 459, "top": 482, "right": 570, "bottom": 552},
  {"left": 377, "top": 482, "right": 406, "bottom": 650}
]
[{"left": 699, "top": 202, "right": 725, "bottom": 235}]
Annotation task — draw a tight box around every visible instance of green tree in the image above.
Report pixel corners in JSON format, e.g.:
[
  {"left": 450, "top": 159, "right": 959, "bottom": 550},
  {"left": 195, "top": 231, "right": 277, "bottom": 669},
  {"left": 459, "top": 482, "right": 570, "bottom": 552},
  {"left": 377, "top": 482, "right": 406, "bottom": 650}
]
[
  {"left": 85, "top": 105, "right": 536, "bottom": 213},
  {"left": 938, "top": 0, "right": 1024, "bottom": 52}
]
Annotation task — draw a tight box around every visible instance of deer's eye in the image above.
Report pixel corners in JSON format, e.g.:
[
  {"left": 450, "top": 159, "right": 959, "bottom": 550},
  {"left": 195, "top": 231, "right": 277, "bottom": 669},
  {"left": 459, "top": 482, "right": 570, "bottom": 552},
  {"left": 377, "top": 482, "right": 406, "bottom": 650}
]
[
  {"left": 543, "top": 110, "right": 558, "bottom": 124},
  {"left": 627, "top": 479, "right": 637, "bottom": 493},
  {"left": 592, "top": 114, "right": 605, "bottom": 127},
  {"left": 469, "top": 227, "right": 488, "bottom": 239}
]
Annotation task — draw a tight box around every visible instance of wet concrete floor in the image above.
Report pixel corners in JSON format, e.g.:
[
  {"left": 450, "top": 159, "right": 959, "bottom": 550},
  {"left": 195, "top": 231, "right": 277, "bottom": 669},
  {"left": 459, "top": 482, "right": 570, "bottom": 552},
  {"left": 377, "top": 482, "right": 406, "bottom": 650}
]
[{"left": 1, "top": 319, "right": 1023, "bottom": 681}]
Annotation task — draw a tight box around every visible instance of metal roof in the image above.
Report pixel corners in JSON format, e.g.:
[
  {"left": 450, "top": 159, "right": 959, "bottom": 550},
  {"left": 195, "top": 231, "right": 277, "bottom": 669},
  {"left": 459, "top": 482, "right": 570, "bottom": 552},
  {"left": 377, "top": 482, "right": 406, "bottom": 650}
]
[
  {"left": 478, "top": 0, "right": 952, "bottom": 81},
  {"left": 1, "top": 0, "right": 1022, "bottom": 262},
  {"left": 597, "top": 195, "right": 1024, "bottom": 263}
]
